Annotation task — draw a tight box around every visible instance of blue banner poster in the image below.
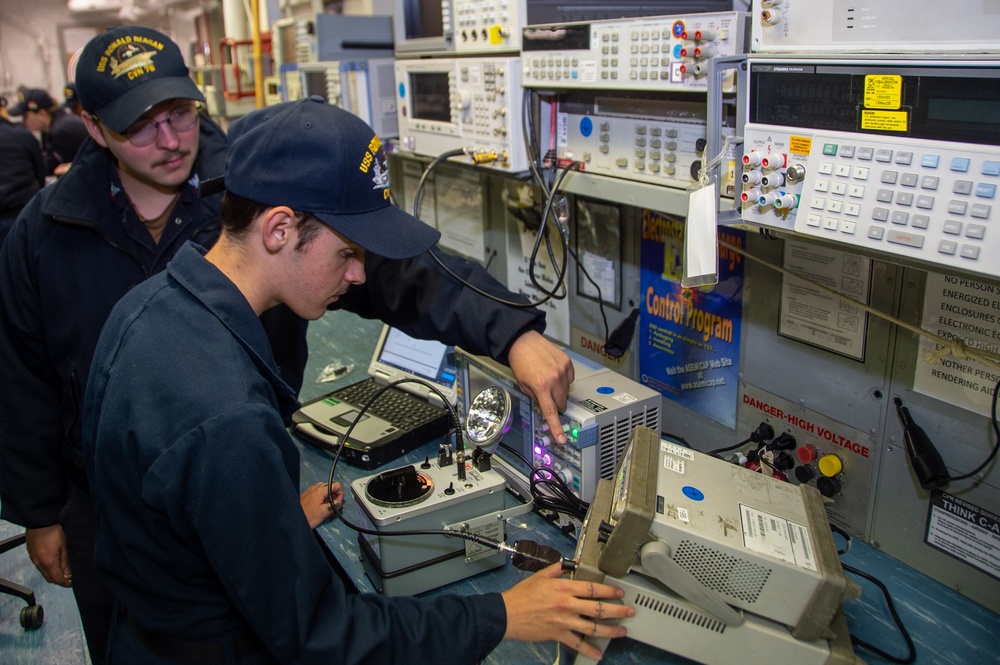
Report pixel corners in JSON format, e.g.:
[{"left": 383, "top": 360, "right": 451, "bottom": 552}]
[{"left": 638, "top": 209, "right": 746, "bottom": 429}]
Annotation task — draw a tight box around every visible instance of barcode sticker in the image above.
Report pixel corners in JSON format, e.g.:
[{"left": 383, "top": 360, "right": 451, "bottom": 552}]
[{"left": 740, "top": 504, "right": 818, "bottom": 571}]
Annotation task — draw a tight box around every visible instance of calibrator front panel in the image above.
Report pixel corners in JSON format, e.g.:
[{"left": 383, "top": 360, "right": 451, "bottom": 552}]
[{"left": 740, "top": 58, "right": 1000, "bottom": 279}]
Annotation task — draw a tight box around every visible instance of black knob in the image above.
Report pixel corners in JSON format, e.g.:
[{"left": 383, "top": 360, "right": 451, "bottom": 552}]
[
  {"left": 795, "top": 465, "right": 815, "bottom": 483},
  {"left": 769, "top": 433, "right": 797, "bottom": 451},
  {"left": 444, "top": 482, "right": 455, "bottom": 496},
  {"left": 773, "top": 451, "right": 794, "bottom": 471},
  {"left": 421, "top": 456, "right": 431, "bottom": 469},
  {"left": 816, "top": 476, "right": 842, "bottom": 498}
]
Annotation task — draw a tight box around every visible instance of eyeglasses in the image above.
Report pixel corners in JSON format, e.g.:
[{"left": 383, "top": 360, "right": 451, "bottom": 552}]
[{"left": 124, "top": 103, "right": 200, "bottom": 146}]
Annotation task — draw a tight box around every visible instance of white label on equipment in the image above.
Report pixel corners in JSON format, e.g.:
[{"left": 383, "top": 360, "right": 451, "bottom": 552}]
[
  {"left": 740, "top": 504, "right": 818, "bottom": 571},
  {"left": 677, "top": 506, "right": 690, "bottom": 523},
  {"left": 613, "top": 392, "right": 637, "bottom": 405},
  {"left": 663, "top": 455, "right": 685, "bottom": 475},
  {"left": 661, "top": 442, "right": 695, "bottom": 460}
]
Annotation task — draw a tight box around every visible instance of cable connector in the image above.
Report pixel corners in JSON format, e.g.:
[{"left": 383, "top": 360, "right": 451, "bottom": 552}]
[
  {"left": 604, "top": 308, "right": 639, "bottom": 359},
  {"left": 465, "top": 147, "right": 500, "bottom": 164},
  {"left": 767, "top": 432, "right": 797, "bottom": 451},
  {"left": 894, "top": 398, "right": 949, "bottom": 490},
  {"left": 750, "top": 421, "right": 775, "bottom": 443},
  {"left": 500, "top": 539, "right": 567, "bottom": 572}
]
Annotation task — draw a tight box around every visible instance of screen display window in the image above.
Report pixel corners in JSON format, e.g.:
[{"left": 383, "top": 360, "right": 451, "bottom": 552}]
[
  {"left": 379, "top": 328, "right": 456, "bottom": 388},
  {"left": 410, "top": 72, "right": 451, "bottom": 122},
  {"left": 401, "top": 0, "right": 443, "bottom": 40},
  {"left": 301, "top": 71, "right": 329, "bottom": 100},
  {"left": 750, "top": 63, "right": 1000, "bottom": 146}
]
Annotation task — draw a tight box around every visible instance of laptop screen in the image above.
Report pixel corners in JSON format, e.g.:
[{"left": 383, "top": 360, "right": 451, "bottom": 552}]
[{"left": 377, "top": 328, "right": 457, "bottom": 389}]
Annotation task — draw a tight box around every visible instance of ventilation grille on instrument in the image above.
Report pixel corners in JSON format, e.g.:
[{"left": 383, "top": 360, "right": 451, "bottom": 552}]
[
  {"left": 597, "top": 406, "right": 661, "bottom": 480},
  {"left": 634, "top": 592, "right": 727, "bottom": 634},
  {"left": 376, "top": 62, "right": 395, "bottom": 97},
  {"left": 674, "top": 540, "right": 772, "bottom": 604}
]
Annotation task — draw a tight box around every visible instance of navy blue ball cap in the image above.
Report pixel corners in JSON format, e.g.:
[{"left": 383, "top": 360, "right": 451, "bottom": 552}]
[
  {"left": 8, "top": 88, "right": 56, "bottom": 116},
  {"left": 75, "top": 26, "right": 204, "bottom": 134},
  {"left": 225, "top": 97, "right": 440, "bottom": 260},
  {"left": 63, "top": 82, "right": 79, "bottom": 106}
]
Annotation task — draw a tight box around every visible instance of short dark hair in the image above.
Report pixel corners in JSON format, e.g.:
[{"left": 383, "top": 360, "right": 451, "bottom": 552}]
[{"left": 220, "top": 192, "right": 325, "bottom": 251}]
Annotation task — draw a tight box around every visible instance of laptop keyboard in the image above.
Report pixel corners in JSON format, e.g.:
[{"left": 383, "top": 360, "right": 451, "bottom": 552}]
[{"left": 333, "top": 380, "right": 445, "bottom": 429}]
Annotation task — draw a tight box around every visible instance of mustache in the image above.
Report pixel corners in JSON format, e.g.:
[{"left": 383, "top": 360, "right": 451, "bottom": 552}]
[{"left": 152, "top": 149, "right": 192, "bottom": 167}]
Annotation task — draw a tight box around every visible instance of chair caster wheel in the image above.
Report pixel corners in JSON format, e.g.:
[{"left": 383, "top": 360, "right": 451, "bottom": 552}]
[{"left": 20, "top": 603, "right": 44, "bottom": 630}]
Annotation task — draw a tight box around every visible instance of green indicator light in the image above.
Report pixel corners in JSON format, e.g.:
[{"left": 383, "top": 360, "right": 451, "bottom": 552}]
[{"left": 571, "top": 428, "right": 579, "bottom": 437}]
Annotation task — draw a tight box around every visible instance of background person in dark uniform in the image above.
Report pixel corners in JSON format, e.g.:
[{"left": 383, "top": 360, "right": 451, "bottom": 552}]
[
  {"left": 0, "top": 26, "right": 328, "bottom": 665},
  {"left": 0, "top": 28, "right": 257, "bottom": 665},
  {"left": 0, "top": 95, "right": 45, "bottom": 246},
  {"left": 64, "top": 82, "right": 83, "bottom": 116},
  {"left": 9, "top": 87, "right": 88, "bottom": 176}
]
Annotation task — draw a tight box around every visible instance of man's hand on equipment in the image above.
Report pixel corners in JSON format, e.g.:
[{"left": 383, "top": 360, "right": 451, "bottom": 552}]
[
  {"left": 507, "top": 330, "right": 574, "bottom": 444},
  {"left": 501, "top": 561, "right": 633, "bottom": 661},
  {"left": 299, "top": 481, "right": 344, "bottom": 530}
]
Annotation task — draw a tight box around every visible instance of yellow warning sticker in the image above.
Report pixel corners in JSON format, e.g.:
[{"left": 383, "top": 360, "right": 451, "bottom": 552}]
[
  {"left": 489, "top": 26, "right": 503, "bottom": 45},
  {"left": 861, "top": 109, "right": 908, "bottom": 132},
  {"left": 789, "top": 136, "right": 812, "bottom": 155},
  {"left": 864, "top": 74, "right": 903, "bottom": 109}
]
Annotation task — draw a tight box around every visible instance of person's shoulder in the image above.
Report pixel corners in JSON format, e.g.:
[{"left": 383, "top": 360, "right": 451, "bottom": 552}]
[
  {"left": 196, "top": 115, "right": 227, "bottom": 177},
  {"left": 17, "top": 125, "right": 43, "bottom": 151},
  {"left": 100, "top": 272, "right": 181, "bottom": 354},
  {"left": 200, "top": 115, "right": 226, "bottom": 148},
  {"left": 115, "top": 269, "right": 174, "bottom": 313},
  {"left": 52, "top": 109, "right": 87, "bottom": 135},
  {"left": 0, "top": 118, "right": 33, "bottom": 139}
]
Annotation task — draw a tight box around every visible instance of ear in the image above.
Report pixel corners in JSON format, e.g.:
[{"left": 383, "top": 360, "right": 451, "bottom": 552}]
[
  {"left": 261, "top": 206, "right": 297, "bottom": 253},
  {"left": 81, "top": 112, "right": 108, "bottom": 148}
]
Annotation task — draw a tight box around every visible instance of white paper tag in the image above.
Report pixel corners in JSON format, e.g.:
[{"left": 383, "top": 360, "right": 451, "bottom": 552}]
[{"left": 683, "top": 183, "right": 719, "bottom": 287}]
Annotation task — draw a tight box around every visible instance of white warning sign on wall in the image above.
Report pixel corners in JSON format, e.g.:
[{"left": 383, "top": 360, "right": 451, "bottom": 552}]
[{"left": 913, "top": 273, "right": 1000, "bottom": 418}]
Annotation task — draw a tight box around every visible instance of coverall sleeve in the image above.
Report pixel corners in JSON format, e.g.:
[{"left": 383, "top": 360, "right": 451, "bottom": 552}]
[
  {"left": 336, "top": 247, "right": 545, "bottom": 365},
  {"left": 0, "top": 205, "right": 71, "bottom": 527}
]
